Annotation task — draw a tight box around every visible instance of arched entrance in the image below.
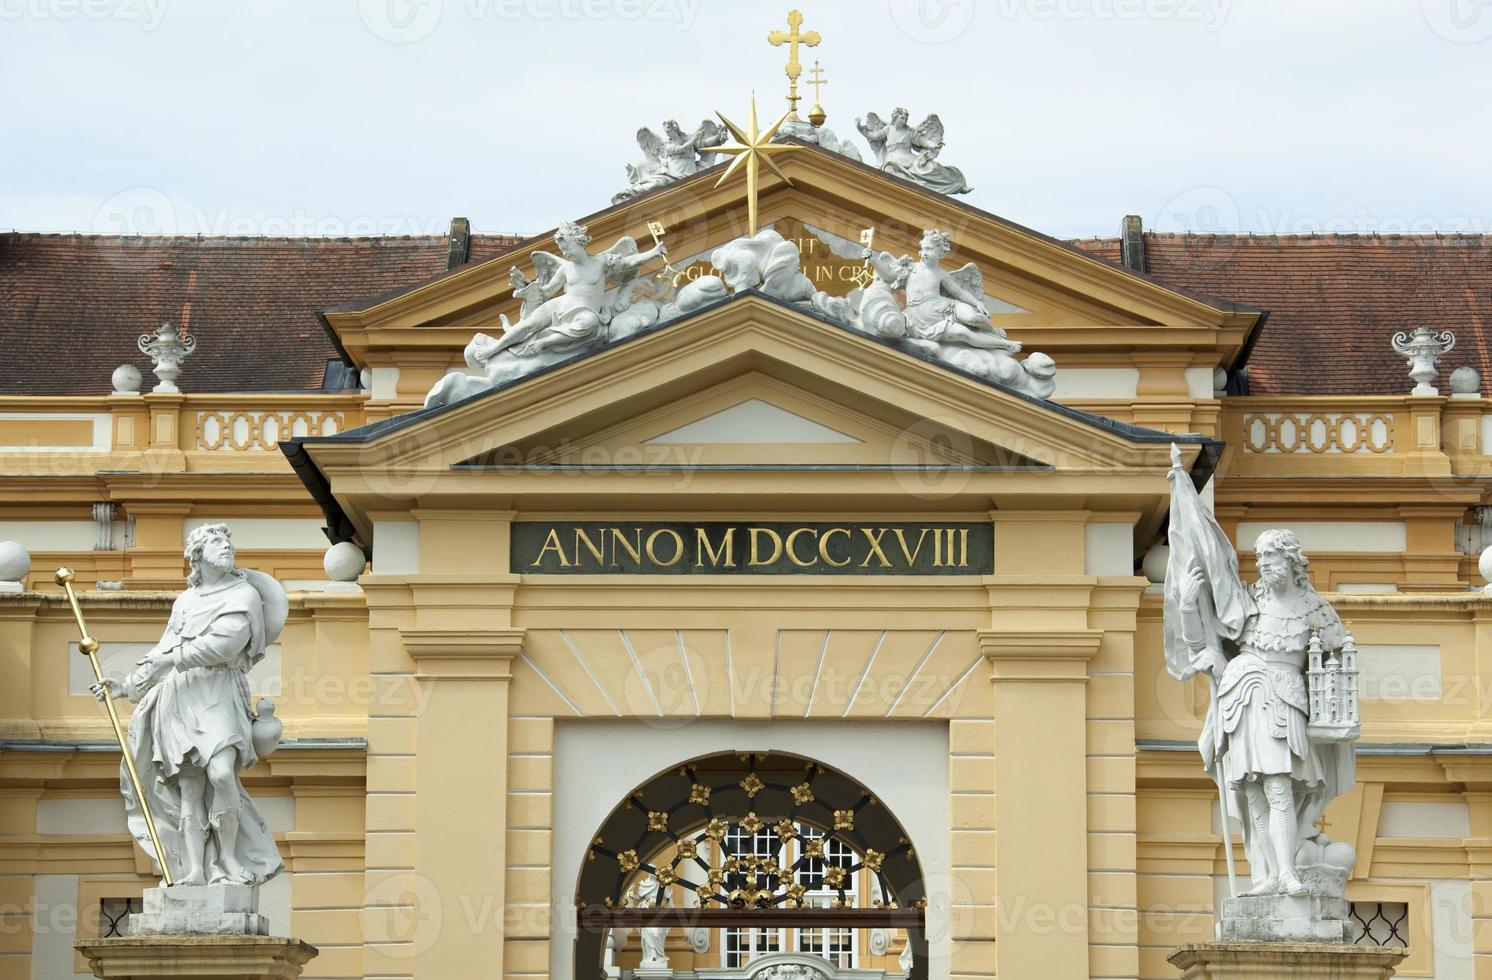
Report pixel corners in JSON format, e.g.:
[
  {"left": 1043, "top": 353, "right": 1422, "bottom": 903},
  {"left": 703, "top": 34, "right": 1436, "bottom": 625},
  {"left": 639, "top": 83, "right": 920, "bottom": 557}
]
[{"left": 575, "top": 751, "right": 928, "bottom": 980}]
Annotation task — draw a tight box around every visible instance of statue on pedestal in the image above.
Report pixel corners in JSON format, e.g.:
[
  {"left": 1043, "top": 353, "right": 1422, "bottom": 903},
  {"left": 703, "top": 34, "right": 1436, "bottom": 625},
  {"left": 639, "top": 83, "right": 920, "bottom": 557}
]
[
  {"left": 614, "top": 120, "right": 727, "bottom": 204},
  {"left": 633, "top": 875, "right": 671, "bottom": 974},
  {"left": 425, "top": 220, "right": 668, "bottom": 407},
  {"left": 1163, "top": 446, "right": 1360, "bottom": 942},
  {"left": 91, "top": 522, "right": 286, "bottom": 890},
  {"left": 856, "top": 109, "right": 972, "bottom": 195}
]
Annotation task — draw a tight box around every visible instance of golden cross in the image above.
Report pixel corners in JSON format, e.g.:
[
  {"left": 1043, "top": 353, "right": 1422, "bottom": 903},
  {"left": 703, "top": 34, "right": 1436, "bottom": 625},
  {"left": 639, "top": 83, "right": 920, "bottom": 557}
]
[
  {"left": 767, "top": 9, "right": 820, "bottom": 120},
  {"left": 713, "top": 95, "right": 800, "bottom": 236},
  {"left": 1315, "top": 816, "right": 1332, "bottom": 833},
  {"left": 808, "top": 60, "right": 827, "bottom": 104}
]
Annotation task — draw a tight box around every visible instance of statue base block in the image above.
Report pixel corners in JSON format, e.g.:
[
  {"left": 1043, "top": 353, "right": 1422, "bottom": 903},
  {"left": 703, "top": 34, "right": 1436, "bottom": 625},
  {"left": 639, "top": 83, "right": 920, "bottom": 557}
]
[
  {"left": 75, "top": 935, "right": 318, "bottom": 980},
  {"left": 128, "top": 884, "right": 268, "bottom": 937},
  {"left": 1170, "top": 941, "right": 1408, "bottom": 979},
  {"left": 1220, "top": 894, "right": 1353, "bottom": 943}
]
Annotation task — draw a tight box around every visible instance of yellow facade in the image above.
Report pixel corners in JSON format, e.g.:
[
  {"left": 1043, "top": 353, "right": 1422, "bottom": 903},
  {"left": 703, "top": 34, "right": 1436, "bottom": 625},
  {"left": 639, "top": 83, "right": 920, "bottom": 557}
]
[{"left": 1, "top": 150, "right": 1490, "bottom": 979}]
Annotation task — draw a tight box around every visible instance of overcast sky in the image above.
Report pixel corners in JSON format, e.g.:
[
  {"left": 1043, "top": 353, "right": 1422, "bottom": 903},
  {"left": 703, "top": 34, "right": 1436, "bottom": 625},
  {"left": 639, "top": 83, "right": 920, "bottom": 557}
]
[{"left": 3, "top": 0, "right": 1490, "bottom": 240}]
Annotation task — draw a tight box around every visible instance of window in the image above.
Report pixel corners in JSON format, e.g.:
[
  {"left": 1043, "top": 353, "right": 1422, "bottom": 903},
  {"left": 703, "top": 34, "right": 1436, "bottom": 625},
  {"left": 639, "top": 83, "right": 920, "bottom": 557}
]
[
  {"left": 1350, "top": 901, "right": 1408, "bottom": 948},
  {"left": 98, "top": 897, "right": 140, "bottom": 939}
]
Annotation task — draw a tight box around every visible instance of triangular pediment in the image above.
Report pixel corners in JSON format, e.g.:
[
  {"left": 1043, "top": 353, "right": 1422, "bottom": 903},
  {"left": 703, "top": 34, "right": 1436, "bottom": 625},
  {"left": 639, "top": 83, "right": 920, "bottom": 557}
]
[
  {"left": 291, "top": 292, "right": 1206, "bottom": 550},
  {"left": 320, "top": 142, "right": 1262, "bottom": 376}
]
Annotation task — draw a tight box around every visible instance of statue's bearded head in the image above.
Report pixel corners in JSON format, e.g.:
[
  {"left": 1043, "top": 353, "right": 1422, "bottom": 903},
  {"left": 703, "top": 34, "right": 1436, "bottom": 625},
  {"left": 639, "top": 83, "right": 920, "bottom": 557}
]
[
  {"left": 1254, "top": 529, "right": 1309, "bottom": 593},
  {"left": 185, "top": 523, "right": 237, "bottom": 586}
]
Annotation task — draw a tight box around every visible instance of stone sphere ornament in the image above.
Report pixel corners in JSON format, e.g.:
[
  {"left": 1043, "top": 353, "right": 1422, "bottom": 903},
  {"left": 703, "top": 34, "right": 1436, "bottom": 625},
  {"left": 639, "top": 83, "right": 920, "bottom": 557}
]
[
  {"left": 1480, "top": 545, "right": 1492, "bottom": 592},
  {"left": 323, "top": 541, "right": 366, "bottom": 582},
  {"left": 0, "top": 540, "right": 31, "bottom": 588},
  {"left": 1450, "top": 365, "right": 1482, "bottom": 396},
  {"left": 111, "top": 363, "right": 143, "bottom": 395},
  {"left": 1322, "top": 840, "right": 1357, "bottom": 871},
  {"left": 1142, "top": 543, "right": 1169, "bottom": 584}
]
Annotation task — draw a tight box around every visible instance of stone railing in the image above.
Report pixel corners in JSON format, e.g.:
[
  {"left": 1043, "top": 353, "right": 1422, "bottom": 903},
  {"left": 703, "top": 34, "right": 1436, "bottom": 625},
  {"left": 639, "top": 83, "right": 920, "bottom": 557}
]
[
  {"left": 1220, "top": 395, "right": 1491, "bottom": 478},
  {"left": 194, "top": 406, "right": 347, "bottom": 452}
]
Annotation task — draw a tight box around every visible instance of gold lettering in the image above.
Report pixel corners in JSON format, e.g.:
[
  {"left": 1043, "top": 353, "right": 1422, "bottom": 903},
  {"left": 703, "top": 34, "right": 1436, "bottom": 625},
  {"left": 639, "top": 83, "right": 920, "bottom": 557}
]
[
  {"left": 574, "top": 527, "right": 606, "bottom": 566},
  {"left": 645, "top": 528, "right": 684, "bottom": 566},
  {"left": 814, "top": 264, "right": 833, "bottom": 280},
  {"left": 860, "top": 527, "right": 892, "bottom": 567},
  {"left": 891, "top": 527, "right": 931, "bottom": 565},
  {"left": 696, "top": 526, "right": 735, "bottom": 568},
  {"left": 819, "top": 527, "right": 852, "bottom": 568},
  {"left": 532, "top": 528, "right": 570, "bottom": 568},
  {"left": 749, "top": 527, "right": 783, "bottom": 566},
  {"left": 785, "top": 527, "right": 819, "bottom": 568},
  {"left": 610, "top": 527, "right": 643, "bottom": 566},
  {"left": 959, "top": 527, "right": 970, "bottom": 567},
  {"left": 933, "top": 527, "right": 943, "bottom": 567}
]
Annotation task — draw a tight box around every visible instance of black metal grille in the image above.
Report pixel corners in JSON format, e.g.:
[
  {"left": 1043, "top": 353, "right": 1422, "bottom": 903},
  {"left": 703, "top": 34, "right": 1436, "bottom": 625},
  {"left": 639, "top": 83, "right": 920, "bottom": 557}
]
[
  {"left": 1350, "top": 901, "right": 1408, "bottom": 948},
  {"left": 99, "top": 897, "right": 140, "bottom": 938}
]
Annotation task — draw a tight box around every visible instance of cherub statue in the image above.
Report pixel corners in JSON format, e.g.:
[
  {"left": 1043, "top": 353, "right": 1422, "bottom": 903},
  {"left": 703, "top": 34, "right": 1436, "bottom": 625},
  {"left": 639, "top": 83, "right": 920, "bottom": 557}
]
[
  {"left": 425, "top": 220, "right": 667, "bottom": 407},
  {"left": 904, "top": 229, "right": 1015, "bottom": 351},
  {"left": 90, "top": 523, "right": 286, "bottom": 887},
  {"left": 856, "top": 108, "right": 972, "bottom": 195},
  {"left": 613, "top": 119, "right": 726, "bottom": 203}
]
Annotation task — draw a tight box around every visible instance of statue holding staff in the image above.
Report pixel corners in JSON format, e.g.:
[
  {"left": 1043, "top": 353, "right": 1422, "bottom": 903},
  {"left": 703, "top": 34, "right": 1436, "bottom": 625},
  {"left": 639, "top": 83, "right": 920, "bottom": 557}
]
[{"left": 89, "top": 523, "right": 287, "bottom": 886}]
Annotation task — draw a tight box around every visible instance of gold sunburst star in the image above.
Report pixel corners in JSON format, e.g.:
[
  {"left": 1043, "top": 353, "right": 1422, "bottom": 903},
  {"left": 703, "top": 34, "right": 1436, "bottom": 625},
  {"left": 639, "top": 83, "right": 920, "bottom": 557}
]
[{"left": 713, "top": 95, "right": 800, "bottom": 236}]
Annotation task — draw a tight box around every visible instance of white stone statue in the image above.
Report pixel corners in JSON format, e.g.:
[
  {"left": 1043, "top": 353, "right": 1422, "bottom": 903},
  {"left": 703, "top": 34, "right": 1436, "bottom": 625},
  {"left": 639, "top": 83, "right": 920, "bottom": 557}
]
[
  {"left": 813, "top": 230, "right": 1056, "bottom": 399},
  {"left": 613, "top": 119, "right": 727, "bottom": 204},
  {"left": 633, "top": 875, "right": 670, "bottom": 971},
  {"left": 1164, "top": 449, "right": 1360, "bottom": 940},
  {"left": 425, "top": 220, "right": 667, "bottom": 407},
  {"left": 855, "top": 109, "right": 972, "bottom": 195},
  {"left": 90, "top": 522, "right": 286, "bottom": 888},
  {"left": 773, "top": 117, "right": 863, "bottom": 162}
]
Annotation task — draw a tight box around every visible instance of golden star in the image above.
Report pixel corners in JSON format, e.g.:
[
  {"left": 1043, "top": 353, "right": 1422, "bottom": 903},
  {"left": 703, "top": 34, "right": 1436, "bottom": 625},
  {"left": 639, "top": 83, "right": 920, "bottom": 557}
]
[{"left": 713, "top": 95, "right": 800, "bottom": 236}]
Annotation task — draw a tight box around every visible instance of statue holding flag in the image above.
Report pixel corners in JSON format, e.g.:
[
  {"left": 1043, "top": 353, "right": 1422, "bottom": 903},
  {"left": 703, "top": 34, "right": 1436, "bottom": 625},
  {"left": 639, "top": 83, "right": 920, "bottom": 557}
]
[{"left": 1163, "top": 445, "right": 1359, "bottom": 940}]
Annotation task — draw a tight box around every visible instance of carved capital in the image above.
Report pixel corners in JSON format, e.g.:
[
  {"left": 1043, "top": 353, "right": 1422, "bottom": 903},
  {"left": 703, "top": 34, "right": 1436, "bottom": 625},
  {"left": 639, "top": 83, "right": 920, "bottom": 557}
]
[
  {"left": 398, "top": 627, "right": 523, "bottom": 680},
  {"left": 978, "top": 629, "right": 1102, "bottom": 682}
]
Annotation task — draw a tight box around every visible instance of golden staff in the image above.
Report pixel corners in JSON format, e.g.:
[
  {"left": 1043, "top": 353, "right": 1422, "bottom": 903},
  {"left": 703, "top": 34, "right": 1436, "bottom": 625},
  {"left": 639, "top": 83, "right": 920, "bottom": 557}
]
[{"left": 55, "top": 567, "right": 174, "bottom": 885}]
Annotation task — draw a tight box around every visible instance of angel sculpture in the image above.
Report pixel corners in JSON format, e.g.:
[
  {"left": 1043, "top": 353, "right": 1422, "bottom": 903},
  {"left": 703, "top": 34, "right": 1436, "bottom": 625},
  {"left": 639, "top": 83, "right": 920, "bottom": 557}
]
[
  {"left": 613, "top": 119, "right": 727, "bottom": 203},
  {"left": 856, "top": 108, "right": 973, "bottom": 195},
  {"left": 904, "top": 229, "right": 1011, "bottom": 350},
  {"left": 423, "top": 220, "right": 667, "bottom": 408}
]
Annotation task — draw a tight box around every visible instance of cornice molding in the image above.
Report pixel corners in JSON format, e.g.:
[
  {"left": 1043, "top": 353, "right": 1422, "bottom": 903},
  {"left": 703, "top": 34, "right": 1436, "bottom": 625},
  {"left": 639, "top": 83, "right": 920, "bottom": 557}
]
[{"left": 398, "top": 626, "right": 523, "bottom": 680}]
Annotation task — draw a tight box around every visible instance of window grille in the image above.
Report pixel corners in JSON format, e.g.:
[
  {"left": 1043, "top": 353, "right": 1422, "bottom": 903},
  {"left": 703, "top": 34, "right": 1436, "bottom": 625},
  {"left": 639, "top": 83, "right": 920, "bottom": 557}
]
[
  {"left": 1350, "top": 901, "right": 1408, "bottom": 948},
  {"left": 98, "top": 897, "right": 140, "bottom": 938}
]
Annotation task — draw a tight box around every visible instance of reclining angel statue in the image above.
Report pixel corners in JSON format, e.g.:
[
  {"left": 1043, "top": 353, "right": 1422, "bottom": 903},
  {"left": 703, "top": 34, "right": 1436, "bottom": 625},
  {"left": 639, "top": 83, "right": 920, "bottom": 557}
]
[
  {"left": 856, "top": 108, "right": 972, "bottom": 195},
  {"left": 1164, "top": 451, "right": 1358, "bottom": 905},
  {"left": 811, "top": 229, "right": 1055, "bottom": 399},
  {"left": 425, "top": 220, "right": 668, "bottom": 407},
  {"left": 90, "top": 523, "right": 287, "bottom": 887},
  {"left": 613, "top": 119, "right": 726, "bottom": 203}
]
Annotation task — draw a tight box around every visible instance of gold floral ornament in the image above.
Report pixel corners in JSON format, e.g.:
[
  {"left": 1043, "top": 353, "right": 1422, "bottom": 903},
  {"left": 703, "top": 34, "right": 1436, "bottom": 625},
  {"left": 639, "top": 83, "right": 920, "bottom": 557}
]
[
  {"left": 834, "top": 809, "right": 855, "bottom": 830},
  {"left": 648, "top": 810, "right": 669, "bottom": 832},
  {"left": 823, "top": 864, "right": 847, "bottom": 888},
  {"left": 803, "top": 837, "right": 825, "bottom": 858},
  {"left": 697, "top": 881, "right": 718, "bottom": 901},
  {"left": 774, "top": 818, "right": 798, "bottom": 840},
  {"left": 790, "top": 782, "right": 815, "bottom": 805},
  {"left": 704, "top": 817, "right": 728, "bottom": 840},
  {"left": 740, "top": 812, "right": 764, "bottom": 834},
  {"left": 740, "top": 773, "right": 765, "bottom": 798},
  {"left": 785, "top": 882, "right": 807, "bottom": 907},
  {"left": 862, "top": 848, "right": 885, "bottom": 872},
  {"left": 708, "top": 867, "right": 725, "bottom": 885},
  {"left": 655, "top": 865, "right": 677, "bottom": 888},
  {"left": 618, "top": 849, "right": 640, "bottom": 873},
  {"left": 689, "top": 783, "right": 711, "bottom": 805},
  {"left": 676, "top": 839, "right": 698, "bottom": 860}
]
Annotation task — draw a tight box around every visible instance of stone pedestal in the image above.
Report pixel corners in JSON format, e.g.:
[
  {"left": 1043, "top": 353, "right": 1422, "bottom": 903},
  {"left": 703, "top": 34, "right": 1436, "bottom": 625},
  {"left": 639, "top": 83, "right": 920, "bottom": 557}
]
[
  {"left": 75, "top": 935, "right": 318, "bottom": 980},
  {"left": 1169, "top": 941, "right": 1408, "bottom": 979},
  {"left": 128, "top": 884, "right": 268, "bottom": 936},
  {"left": 1220, "top": 893, "right": 1353, "bottom": 943}
]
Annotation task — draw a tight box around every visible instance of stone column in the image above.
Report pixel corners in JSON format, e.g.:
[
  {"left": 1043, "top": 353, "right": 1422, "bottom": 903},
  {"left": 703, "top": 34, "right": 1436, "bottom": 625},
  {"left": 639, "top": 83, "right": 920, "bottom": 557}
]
[
  {"left": 399, "top": 627, "right": 523, "bottom": 980},
  {"left": 981, "top": 628, "right": 1101, "bottom": 980}
]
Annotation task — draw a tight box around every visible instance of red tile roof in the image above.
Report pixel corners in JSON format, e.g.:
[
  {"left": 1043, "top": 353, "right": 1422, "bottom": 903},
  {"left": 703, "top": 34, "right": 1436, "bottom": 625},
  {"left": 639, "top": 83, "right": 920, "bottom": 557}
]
[
  {"left": 0, "top": 232, "right": 522, "bottom": 395},
  {"left": 1071, "top": 232, "right": 1492, "bottom": 395},
  {"left": 2, "top": 229, "right": 1487, "bottom": 398}
]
